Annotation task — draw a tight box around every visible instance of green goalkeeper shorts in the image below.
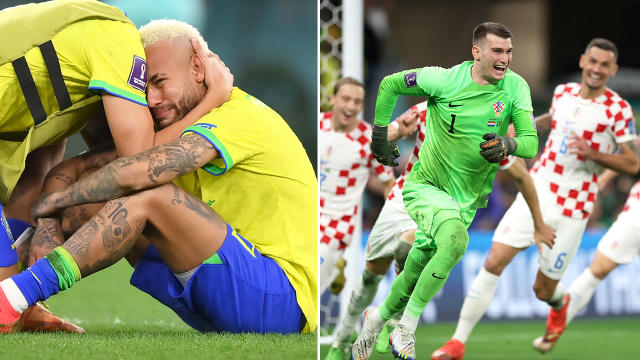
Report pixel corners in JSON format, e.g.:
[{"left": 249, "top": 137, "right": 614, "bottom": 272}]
[{"left": 402, "top": 179, "right": 476, "bottom": 250}]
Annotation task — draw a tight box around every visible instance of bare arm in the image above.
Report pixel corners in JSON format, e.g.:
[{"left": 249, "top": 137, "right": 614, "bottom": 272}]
[
  {"left": 504, "top": 158, "right": 556, "bottom": 252},
  {"left": 103, "top": 39, "right": 234, "bottom": 151},
  {"left": 31, "top": 133, "right": 217, "bottom": 218},
  {"left": 568, "top": 137, "right": 640, "bottom": 175},
  {"left": 381, "top": 177, "right": 395, "bottom": 199},
  {"left": 597, "top": 169, "right": 619, "bottom": 192},
  {"left": 387, "top": 109, "right": 419, "bottom": 142}
]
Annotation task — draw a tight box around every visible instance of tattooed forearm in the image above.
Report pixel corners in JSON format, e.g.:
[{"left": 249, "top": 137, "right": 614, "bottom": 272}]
[{"left": 52, "top": 134, "right": 215, "bottom": 209}]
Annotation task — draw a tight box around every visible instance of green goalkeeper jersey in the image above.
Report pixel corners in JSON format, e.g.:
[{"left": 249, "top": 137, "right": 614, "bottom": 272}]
[{"left": 375, "top": 61, "right": 537, "bottom": 210}]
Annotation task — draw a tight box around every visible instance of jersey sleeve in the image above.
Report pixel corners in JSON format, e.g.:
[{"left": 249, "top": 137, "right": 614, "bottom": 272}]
[
  {"left": 85, "top": 21, "right": 148, "bottom": 106},
  {"left": 374, "top": 68, "right": 429, "bottom": 127},
  {"left": 509, "top": 76, "right": 537, "bottom": 158},
  {"left": 416, "top": 66, "right": 449, "bottom": 98},
  {"left": 181, "top": 95, "right": 260, "bottom": 176},
  {"left": 610, "top": 99, "right": 637, "bottom": 144}
]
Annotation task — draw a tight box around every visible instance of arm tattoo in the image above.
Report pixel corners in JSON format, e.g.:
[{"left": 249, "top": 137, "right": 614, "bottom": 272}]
[
  {"left": 56, "top": 134, "right": 214, "bottom": 207},
  {"left": 32, "top": 218, "right": 64, "bottom": 251},
  {"left": 46, "top": 172, "right": 75, "bottom": 187}
]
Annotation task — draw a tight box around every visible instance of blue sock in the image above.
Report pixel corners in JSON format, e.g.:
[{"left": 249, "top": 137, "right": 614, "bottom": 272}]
[{"left": 11, "top": 258, "right": 60, "bottom": 307}]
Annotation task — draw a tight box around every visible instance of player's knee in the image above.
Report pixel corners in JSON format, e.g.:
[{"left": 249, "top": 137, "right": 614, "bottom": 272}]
[
  {"left": 435, "top": 218, "right": 468, "bottom": 263},
  {"left": 532, "top": 283, "right": 553, "bottom": 301}
]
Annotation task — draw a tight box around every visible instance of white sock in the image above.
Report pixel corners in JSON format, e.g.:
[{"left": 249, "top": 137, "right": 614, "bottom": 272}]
[
  {"left": 387, "top": 311, "right": 402, "bottom": 328},
  {"left": 452, "top": 267, "right": 500, "bottom": 343},
  {"left": 0, "top": 279, "right": 29, "bottom": 313},
  {"left": 567, "top": 268, "right": 601, "bottom": 323},
  {"left": 547, "top": 282, "right": 566, "bottom": 310},
  {"left": 332, "top": 268, "right": 383, "bottom": 348},
  {"left": 364, "top": 307, "right": 385, "bottom": 334},
  {"left": 398, "top": 308, "right": 419, "bottom": 333}
]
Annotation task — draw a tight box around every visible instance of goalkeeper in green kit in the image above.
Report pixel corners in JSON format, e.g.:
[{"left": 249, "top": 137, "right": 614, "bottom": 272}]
[{"left": 350, "top": 22, "right": 538, "bottom": 360}]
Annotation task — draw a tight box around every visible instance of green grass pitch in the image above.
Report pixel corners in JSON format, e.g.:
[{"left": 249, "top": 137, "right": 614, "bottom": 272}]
[
  {"left": 0, "top": 260, "right": 317, "bottom": 360},
  {"left": 320, "top": 316, "right": 640, "bottom": 359}
]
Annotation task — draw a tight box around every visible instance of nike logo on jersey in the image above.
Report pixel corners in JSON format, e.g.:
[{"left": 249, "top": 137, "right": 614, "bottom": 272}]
[
  {"left": 448, "top": 102, "right": 463, "bottom": 108},
  {"left": 432, "top": 273, "right": 446, "bottom": 279}
]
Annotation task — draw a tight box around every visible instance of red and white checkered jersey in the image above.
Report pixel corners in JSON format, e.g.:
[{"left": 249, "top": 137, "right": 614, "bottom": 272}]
[
  {"left": 531, "top": 83, "right": 636, "bottom": 219},
  {"left": 386, "top": 101, "right": 517, "bottom": 206},
  {"left": 319, "top": 112, "right": 394, "bottom": 249}
]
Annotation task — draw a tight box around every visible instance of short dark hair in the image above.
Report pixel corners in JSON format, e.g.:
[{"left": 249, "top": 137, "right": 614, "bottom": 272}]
[
  {"left": 585, "top": 38, "right": 618, "bottom": 61},
  {"left": 472, "top": 22, "right": 512, "bottom": 45},
  {"left": 333, "top": 77, "right": 364, "bottom": 95}
]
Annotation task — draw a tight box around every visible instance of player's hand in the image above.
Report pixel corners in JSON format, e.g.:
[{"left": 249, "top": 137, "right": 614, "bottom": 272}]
[
  {"left": 191, "top": 38, "right": 234, "bottom": 107},
  {"left": 567, "top": 134, "right": 595, "bottom": 159},
  {"left": 479, "top": 133, "right": 517, "bottom": 163},
  {"left": 371, "top": 125, "right": 400, "bottom": 166},
  {"left": 396, "top": 109, "right": 419, "bottom": 138},
  {"left": 533, "top": 222, "right": 556, "bottom": 253},
  {"left": 30, "top": 192, "right": 62, "bottom": 223}
]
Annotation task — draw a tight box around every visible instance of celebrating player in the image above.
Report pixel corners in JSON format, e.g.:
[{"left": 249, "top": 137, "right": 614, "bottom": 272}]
[
  {"left": 350, "top": 22, "right": 539, "bottom": 360},
  {"left": 319, "top": 77, "right": 406, "bottom": 295},
  {"left": 433, "top": 38, "right": 640, "bottom": 360},
  {"left": 0, "top": 19, "right": 316, "bottom": 334},
  {"left": 532, "top": 168, "right": 640, "bottom": 353},
  {"left": 0, "top": 0, "right": 231, "bottom": 331},
  {"left": 325, "top": 101, "right": 555, "bottom": 360}
]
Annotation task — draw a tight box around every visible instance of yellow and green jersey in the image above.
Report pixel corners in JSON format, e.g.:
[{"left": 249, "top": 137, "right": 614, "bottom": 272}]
[
  {"left": 0, "top": 0, "right": 147, "bottom": 203},
  {"left": 174, "top": 88, "right": 318, "bottom": 332}
]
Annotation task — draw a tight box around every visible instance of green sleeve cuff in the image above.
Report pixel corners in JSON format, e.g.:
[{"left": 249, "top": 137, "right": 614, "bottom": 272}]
[
  {"left": 182, "top": 125, "right": 234, "bottom": 175},
  {"left": 88, "top": 79, "right": 147, "bottom": 106},
  {"left": 374, "top": 69, "right": 426, "bottom": 126}
]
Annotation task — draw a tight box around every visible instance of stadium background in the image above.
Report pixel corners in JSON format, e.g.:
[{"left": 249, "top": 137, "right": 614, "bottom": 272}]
[{"left": 320, "top": 0, "right": 640, "bottom": 346}]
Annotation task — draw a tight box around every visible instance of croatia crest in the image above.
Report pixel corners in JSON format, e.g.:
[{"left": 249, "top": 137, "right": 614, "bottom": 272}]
[{"left": 493, "top": 101, "right": 504, "bottom": 117}]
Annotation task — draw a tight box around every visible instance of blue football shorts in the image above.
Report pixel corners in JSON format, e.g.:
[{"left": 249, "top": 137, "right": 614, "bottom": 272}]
[
  {"left": 130, "top": 223, "right": 304, "bottom": 333},
  {"left": 0, "top": 203, "right": 18, "bottom": 267}
]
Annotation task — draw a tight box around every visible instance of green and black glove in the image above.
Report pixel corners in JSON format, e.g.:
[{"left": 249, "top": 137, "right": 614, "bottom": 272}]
[
  {"left": 479, "top": 133, "right": 517, "bottom": 163},
  {"left": 371, "top": 125, "right": 400, "bottom": 166}
]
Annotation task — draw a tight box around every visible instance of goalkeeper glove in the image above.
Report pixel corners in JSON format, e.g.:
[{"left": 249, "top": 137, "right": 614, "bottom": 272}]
[
  {"left": 479, "top": 133, "right": 517, "bottom": 163},
  {"left": 371, "top": 125, "right": 400, "bottom": 166}
]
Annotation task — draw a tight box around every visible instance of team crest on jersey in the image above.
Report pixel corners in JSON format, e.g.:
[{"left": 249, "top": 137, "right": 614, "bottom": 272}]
[
  {"left": 128, "top": 55, "right": 148, "bottom": 92},
  {"left": 492, "top": 101, "right": 504, "bottom": 117}
]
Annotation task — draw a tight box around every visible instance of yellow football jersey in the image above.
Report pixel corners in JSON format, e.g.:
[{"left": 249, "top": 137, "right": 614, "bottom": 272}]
[
  {"left": 175, "top": 88, "right": 318, "bottom": 332},
  {"left": 0, "top": 14, "right": 147, "bottom": 202}
]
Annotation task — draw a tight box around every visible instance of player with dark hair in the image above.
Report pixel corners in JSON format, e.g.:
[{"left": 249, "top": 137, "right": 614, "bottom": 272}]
[
  {"left": 350, "top": 22, "right": 539, "bottom": 360},
  {"left": 433, "top": 37, "right": 639, "bottom": 360}
]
